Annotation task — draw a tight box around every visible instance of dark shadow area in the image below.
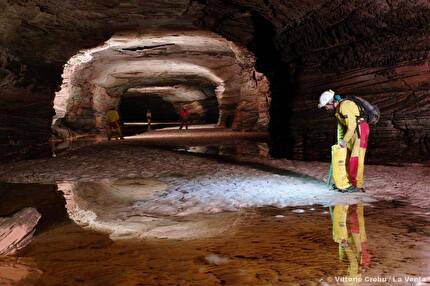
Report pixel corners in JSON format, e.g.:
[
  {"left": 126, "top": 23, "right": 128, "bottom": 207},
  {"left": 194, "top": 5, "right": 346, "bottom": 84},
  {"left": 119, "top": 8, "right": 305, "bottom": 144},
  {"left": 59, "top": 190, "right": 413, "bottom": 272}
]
[
  {"left": 0, "top": 182, "right": 69, "bottom": 233},
  {"left": 249, "top": 13, "right": 302, "bottom": 159},
  {"left": 119, "top": 92, "right": 179, "bottom": 135},
  {"left": 119, "top": 92, "right": 178, "bottom": 122},
  {"left": 119, "top": 88, "right": 220, "bottom": 135},
  {"left": 199, "top": 88, "right": 219, "bottom": 123}
]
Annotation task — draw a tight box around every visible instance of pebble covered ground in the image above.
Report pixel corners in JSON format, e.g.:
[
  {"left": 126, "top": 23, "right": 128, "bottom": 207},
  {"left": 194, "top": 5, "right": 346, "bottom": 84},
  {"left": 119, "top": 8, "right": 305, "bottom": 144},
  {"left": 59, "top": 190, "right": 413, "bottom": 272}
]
[{"left": 0, "top": 135, "right": 429, "bottom": 209}]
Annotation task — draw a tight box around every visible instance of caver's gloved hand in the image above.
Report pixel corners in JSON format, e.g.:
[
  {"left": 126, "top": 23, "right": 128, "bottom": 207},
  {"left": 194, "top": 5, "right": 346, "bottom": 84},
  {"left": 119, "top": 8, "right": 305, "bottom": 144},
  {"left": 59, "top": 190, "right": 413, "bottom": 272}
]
[
  {"left": 341, "top": 239, "right": 349, "bottom": 248},
  {"left": 339, "top": 139, "right": 347, "bottom": 148}
]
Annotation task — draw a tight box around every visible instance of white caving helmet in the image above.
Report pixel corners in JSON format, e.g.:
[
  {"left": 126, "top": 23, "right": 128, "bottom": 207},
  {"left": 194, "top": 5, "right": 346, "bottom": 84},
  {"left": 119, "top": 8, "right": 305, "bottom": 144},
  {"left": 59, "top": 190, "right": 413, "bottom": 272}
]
[{"left": 318, "top": 89, "right": 335, "bottom": 108}]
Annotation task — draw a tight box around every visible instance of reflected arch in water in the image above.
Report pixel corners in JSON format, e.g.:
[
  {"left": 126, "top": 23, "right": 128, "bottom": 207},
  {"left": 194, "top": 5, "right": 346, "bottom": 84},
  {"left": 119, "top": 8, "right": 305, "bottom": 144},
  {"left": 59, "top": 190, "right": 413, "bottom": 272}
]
[{"left": 57, "top": 179, "right": 245, "bottom": 240}]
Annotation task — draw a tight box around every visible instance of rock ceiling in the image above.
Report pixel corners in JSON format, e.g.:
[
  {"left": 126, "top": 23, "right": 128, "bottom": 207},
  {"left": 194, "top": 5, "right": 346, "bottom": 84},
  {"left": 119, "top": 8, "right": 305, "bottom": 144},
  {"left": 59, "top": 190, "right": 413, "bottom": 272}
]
[{"left": 1, "top": 0, "right": 429, "bottom": 162}]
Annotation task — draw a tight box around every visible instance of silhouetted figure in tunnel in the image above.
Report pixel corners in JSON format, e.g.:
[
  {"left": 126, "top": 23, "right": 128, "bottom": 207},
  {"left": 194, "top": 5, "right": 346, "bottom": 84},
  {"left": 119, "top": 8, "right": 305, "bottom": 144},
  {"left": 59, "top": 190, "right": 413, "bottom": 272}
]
[
  {"left": 179, "top": 106, "right": 189, "bottom": 130},
  {"left": 146, "top": 109, "right": 152, "bottom": 131}
]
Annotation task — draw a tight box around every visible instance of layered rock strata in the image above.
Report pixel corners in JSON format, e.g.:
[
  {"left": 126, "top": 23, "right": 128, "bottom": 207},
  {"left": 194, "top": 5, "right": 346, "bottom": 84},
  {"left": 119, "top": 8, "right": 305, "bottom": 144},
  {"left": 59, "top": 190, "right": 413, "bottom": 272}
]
[
  {"left": 0, "top": 208, "right": 41, "bottom": 256},
  {"left": 53, "top": 32, "right": 270, "bottom": 136},
  {"left": 1, "top": 0, "right": 430, "bottom": 162}
]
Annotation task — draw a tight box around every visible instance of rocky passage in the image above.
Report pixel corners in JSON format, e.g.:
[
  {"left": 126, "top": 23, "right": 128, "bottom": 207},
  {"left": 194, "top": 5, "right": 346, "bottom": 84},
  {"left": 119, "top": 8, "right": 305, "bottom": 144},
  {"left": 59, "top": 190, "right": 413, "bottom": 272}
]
[
  {"left": 2, "top": 2, "right": 430, "bottom": 283},
  {"left": 1, "top": 0, "right": 430, "bottom": 162},
  {"left": 53, "top": 31, "right": 270, "bottom": 137}
]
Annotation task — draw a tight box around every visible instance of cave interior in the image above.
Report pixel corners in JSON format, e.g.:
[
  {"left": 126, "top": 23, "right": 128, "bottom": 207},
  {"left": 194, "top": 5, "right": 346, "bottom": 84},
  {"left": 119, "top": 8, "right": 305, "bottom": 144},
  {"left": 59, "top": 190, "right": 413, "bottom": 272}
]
[
  {"left": 1, "top": 0, "right": 430, "bottom": 163},
  {"left": 1, "top": 1, "right": 430, "bottom": 284}
]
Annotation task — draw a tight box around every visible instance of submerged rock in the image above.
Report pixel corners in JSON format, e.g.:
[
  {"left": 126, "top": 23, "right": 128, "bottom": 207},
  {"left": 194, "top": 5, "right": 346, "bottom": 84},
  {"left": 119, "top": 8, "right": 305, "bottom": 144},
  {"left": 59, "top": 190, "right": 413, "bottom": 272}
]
[{"left": 0, "top": 208, "right": 41, "bottom": 256}]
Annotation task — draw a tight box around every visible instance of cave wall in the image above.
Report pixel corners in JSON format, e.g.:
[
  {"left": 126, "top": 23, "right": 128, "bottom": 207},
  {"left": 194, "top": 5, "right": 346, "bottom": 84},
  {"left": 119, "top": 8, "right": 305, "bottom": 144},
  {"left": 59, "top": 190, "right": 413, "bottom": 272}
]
[
  {"left": 0, "top": 48, "right": 56, "bottom": 159},
  {"left": 1, "top": 0, "right": 430, "bottom": 162},
  {"left": 269, "top": 0, "right": 430, "bottom": 163},
  {"left": 292, "top": 63, "right": 430, "bottom": 162},
  {"left": 211, "top": 0, "right": 430, "bottom": 163}
]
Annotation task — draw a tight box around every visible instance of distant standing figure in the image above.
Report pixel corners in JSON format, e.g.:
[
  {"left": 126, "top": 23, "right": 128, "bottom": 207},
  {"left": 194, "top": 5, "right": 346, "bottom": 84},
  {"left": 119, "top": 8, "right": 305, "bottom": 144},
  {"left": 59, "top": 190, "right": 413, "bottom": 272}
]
[
  {"left": 146, "top": 109, "right": 152, "bottom": 131},
  {"left": 106, "top": 108, "right": 124, "bottom": 140},
  {"left": 179, "top": 107, "right": 189, "bottom": 130}
]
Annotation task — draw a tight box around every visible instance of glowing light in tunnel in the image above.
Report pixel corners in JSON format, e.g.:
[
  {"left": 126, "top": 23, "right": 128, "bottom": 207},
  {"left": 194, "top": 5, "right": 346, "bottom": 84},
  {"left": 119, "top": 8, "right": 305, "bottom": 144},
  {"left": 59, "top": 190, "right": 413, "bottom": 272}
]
[
  {"left": 128, "top": 87, "right": 174, "bottom": 93},
  {"left": 126, "top": 86, "right": 214, "bottom": 102},
  {"left": 93, "top": 60, "right": 224, "bottom": 88}
]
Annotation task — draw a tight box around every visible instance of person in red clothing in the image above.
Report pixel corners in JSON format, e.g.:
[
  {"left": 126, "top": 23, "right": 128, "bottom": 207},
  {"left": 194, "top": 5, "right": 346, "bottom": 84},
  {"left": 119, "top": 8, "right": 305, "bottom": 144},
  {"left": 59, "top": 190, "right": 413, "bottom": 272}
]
[{"left": 179, "top": 106, "right": 189, "bottom": 130}]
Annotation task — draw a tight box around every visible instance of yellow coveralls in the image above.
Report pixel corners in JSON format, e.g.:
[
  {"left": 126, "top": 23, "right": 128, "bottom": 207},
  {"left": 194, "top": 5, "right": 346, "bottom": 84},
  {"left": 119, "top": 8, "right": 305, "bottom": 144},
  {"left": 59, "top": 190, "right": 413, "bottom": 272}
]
[
  {"left": 106, "top": 109, "right": 123, "bottom": 140},
  {"left": 106, "top": 109, "right": 120, "bottom": 123},
  {"left": 332, "top": 203, "right": 370, "bottom": 278},
  {"left": 332, "top": 100, "right": 370, "bottom": 189}
]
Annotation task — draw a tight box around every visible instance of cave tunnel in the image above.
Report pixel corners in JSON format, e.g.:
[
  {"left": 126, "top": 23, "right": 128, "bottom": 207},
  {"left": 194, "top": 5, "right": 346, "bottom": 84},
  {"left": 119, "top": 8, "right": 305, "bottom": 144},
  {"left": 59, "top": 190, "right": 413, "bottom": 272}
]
[
  {"left": 118, "top": 86, "right": 219, "bottom": 135},
  {"left": 119, "top": 92, "right": 180, "bottom": 123},
  {"left": 1, "top": 0, "right": 428, "bottom": 164},
  {"left": 1, "top": 1, "right": 430, "bottom": 284},
  {"left": 51, "top": 31, "right": 268, "bottom": 139}
]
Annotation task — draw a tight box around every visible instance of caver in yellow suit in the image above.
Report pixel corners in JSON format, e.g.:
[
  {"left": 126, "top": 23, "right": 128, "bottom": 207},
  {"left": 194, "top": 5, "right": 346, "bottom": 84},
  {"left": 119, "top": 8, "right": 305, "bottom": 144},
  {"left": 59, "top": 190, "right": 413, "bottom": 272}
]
[
  {"left": 332, "top": 99, "right": 370, "bottom": 191},
  {"left": 106, "top": 109, "right": 124, "bottom": 140},
  {"left": 332, "top": 203, "right": 370, "bottom": 278}
]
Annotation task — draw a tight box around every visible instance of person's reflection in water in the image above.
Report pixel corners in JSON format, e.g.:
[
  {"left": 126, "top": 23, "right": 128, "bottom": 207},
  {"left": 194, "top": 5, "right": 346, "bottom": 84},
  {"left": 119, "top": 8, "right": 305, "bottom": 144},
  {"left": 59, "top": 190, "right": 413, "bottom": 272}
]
[{"left": 332, "top": 203, "right": 370, "bottom": 279}]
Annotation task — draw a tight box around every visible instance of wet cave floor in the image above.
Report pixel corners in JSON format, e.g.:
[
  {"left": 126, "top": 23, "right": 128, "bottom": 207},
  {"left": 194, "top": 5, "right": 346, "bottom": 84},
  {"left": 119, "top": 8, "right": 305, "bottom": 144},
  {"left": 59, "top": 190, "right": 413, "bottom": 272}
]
[
  {"left": 0, "top": 131, "right": 429, "bottom": 285},
  {"left": 1, "top": 182, "right": 429, "bottom": 286}
]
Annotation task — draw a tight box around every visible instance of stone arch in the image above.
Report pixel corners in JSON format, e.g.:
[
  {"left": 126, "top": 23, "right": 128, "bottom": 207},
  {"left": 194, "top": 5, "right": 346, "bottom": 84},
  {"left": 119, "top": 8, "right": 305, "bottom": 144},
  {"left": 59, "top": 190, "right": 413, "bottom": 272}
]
[{"left": 52, "top": 31, "right": 271, "bottom": 137}]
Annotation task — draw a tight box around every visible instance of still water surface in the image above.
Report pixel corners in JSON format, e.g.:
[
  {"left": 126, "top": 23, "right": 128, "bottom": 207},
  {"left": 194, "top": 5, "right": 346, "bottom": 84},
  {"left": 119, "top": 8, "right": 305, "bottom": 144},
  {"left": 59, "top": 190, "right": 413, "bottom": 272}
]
[{"left": 0, "top": 182, "right": 429, "bottom": 286}]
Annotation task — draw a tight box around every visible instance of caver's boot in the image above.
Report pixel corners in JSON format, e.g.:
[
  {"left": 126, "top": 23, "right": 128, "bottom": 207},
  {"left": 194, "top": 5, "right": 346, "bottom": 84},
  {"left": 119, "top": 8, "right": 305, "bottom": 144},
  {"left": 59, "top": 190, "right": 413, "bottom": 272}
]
[
  {"left": 339, "top": 186, "right": 361, "bottom": 193},
  {"left": 330, "top": 184, "right": 340, "bottom": 191}
]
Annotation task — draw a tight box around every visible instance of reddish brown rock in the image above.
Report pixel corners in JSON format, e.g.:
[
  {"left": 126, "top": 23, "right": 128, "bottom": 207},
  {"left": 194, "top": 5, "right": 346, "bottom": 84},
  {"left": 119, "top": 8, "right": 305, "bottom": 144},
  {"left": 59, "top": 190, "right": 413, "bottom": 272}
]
[
  {"left": 53, "top": 32, "right": 270, "bottom": 135},
  {"left": 1, "top": 0, "right": 429, "bottom": 162},
  {"left": 0, "top": 208, "right": 41, "bottom": 256},
  {"left": 290, "top": 62, "right": 430, "bottom": 163}
]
